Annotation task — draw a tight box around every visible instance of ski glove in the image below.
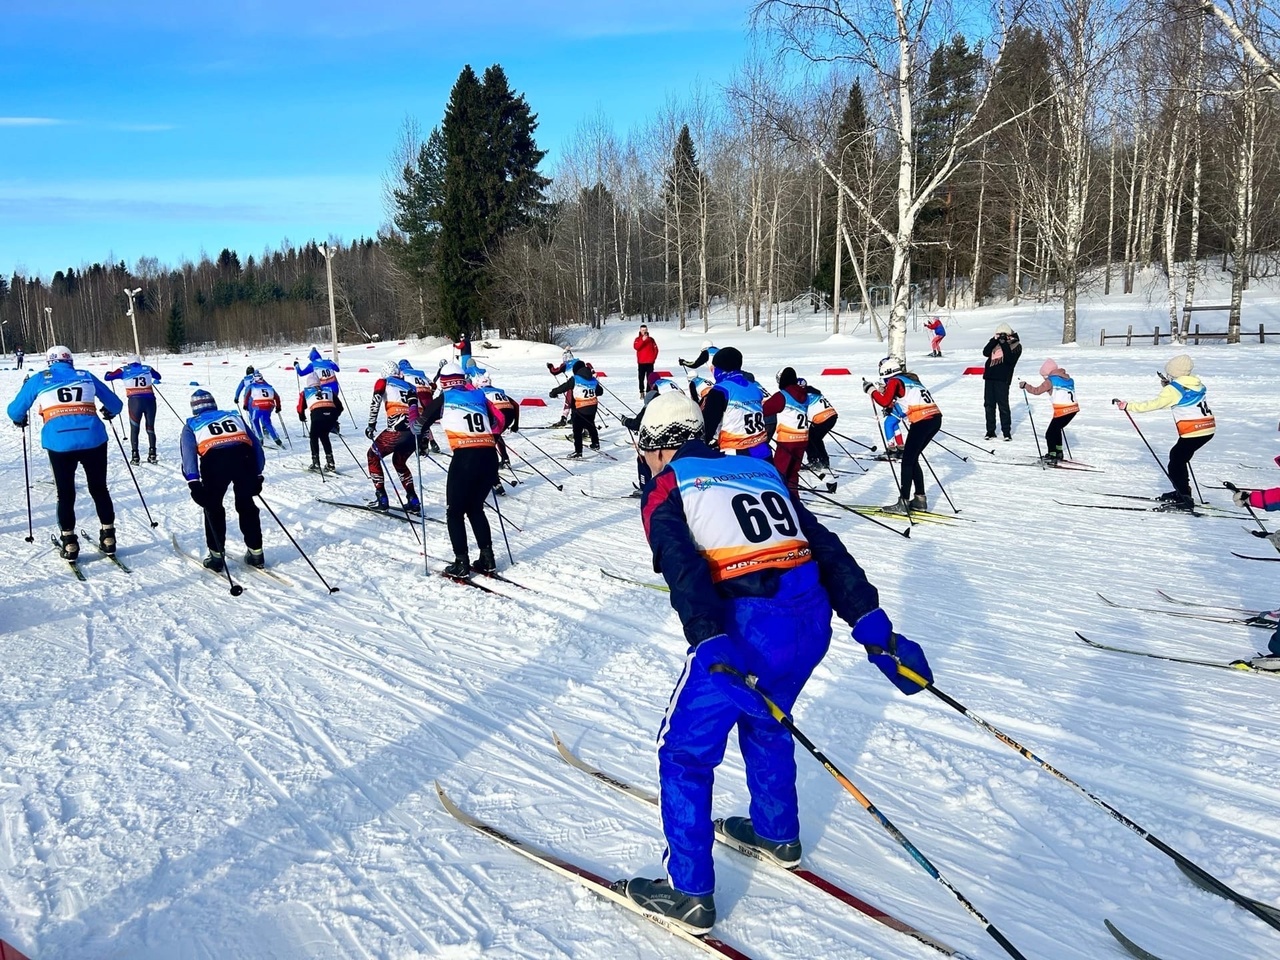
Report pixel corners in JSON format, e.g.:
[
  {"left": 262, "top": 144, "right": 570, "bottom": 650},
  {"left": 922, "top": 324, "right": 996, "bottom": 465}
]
[
  {"left": 862, "top": 379, "right": 875, "bottom": 394},
  {"left": 696, "top": 634, "right": 772, "bottom": 719},
  {"left": 365, "top": 424, "right": 377, "bottom": 440},
  {"left": 1112, "top": 399, "right": 1127, "bottom": 411},
  {"left": 101, "top": 407, "right": 116, "bottom": 420},
  {"left": 1017, "top": 381, "right": 1027, "bottom": 390},
  {"left": 188, "top": 481, "right": 208, "bottom": 508},
  {"left": 546, "top": 362, "right": 555, "bottom": 372},
  {"left": 852, "top": 608, "right": 933, "bottom": 696},
  {"left": 12, "top": 416, "right": 27, "bottom": 429}
]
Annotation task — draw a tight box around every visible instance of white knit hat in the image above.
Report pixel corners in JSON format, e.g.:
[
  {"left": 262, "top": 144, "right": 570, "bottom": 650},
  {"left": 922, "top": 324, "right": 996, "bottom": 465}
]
[
  {"left": 1165, "top": 354, "right": 1193, "bottom": 378},
  {"left": 995, "top": 323, "right": 1013, "bottom": 335},
  {"left": 638, "top": 391, "right": 704, "bottom": 451}
]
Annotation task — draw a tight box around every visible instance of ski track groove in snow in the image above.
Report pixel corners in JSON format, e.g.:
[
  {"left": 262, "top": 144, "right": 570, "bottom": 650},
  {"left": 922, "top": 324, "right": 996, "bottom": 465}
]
[{"left": 2, "top": 300, "right": 1280, "bottom": 958}]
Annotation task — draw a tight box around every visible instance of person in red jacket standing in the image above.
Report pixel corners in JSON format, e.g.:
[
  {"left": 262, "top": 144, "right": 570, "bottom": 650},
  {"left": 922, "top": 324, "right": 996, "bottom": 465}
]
[{"left": 633, "top": 324, "right": 659, "bottom": 396}]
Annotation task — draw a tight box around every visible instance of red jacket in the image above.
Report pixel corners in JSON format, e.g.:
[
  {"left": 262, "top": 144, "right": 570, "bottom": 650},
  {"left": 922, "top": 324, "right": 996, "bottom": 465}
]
[{"left": 633, "top": 335, "right": 659, "bottom": 365}]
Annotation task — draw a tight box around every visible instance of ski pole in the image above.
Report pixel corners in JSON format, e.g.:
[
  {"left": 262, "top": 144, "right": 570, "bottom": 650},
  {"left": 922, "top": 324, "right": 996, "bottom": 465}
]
[
  {"left": 152, "top": 384, "right": 187, "bottom": 425},
  {"left": 508, "top": 442, "right": 563, "bottom": 491},
  {"left": 377, "top": 453, "right": 422, "bottom": 545},
  {"left": 337, "top": 433, "right": 371, "bottom": 479},
  {"left": 826, "top": 433, "right": 869, "bottom": 474},
  {"left": 800, "top": 485, "right": 911, "bottom": 539},
  {"left": 491, "top": 489, "right": 514, "bottom": 565},
  {"left": 895, "top": 664, "right": 1280, "bottom": 936},
  {"left": 920, "top": 454, "right": 959, "bottom": 513},
  {"left": 108, "top": 418, "right": 158, "bottom": 528},
  {"left": 1188, "top": 461, "right": 1207, "bottom": 505},
  {"left": 1062, "top": 431, "right": 1073, "bottom": 462},
  {"left": 338, "top": 382, "right": 360, "bottom": 433},
  {"left": 277, "top": 412, "right": 293, "bottom": 452},
  {"left": 1021, "top": 388, "right": 1045, "bottom": 465},
  {"left": 1114, "top": 403, "right": 1174, "bottom": 483},
  {"left": 832, "top": 428, "right": 877, "bottom": 452},
  {"left": 711, "top": 666, "right": 1030, "bottom": 960},
  {"left": 516, "top": 431, "right": 576, "bottom": 477},
  {"left": 201, "top": 507, "right": 244, "bottom": 596},
  {"left": 1224, "top": 481, "right": 1270, "bottom": 534},
  {"left": 599, "top": 381, "right": 637, "bottom": 416},
  {"left": 939, "top": 429, "right": 993, "bottom": 456},
  {"left": 20, "top": 423, "right": 34, "bottom": 542},
  {"left": 256, "top": 493, "right": 339, "bottom": 593},
  {"left": 867, "top": 398, "right": 908, "bottom": 522},
  {"left": 932, "top": 438, "right": 968, "bottom": 463}
]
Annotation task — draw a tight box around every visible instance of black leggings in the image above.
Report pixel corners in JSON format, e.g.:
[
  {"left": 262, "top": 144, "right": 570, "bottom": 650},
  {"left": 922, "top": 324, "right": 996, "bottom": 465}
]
[
  {"left": 446, "top": 447, "right": 498, "bottom": 559},
  {"left": 1045, "top": 410, "right": 1076, "bottom": 452},
  {"left": 899, "top": 415, "right": 942, "bottom": 500},
  {"left": 308, "top": 409, "right": 339, "bottom": 461},
  {"left": 127, "top": 396, "right": 157, "bottom": 453},
  {"left": 637, "top": 362, "right": 654, "bottom": 395},
  {"left": 200, "top": 447, "right": 262, "bottom": 552},
  {"left": 1168, "top": 433, "right": 1213, "bottom": 495},
  {"left": 984, "top": 380, "right": 1012, "bottom": 437},
  {"left": 807, "top": 416, "right": 837, "bottom": 466},
  {"left": 571, "top": 408, "right": 599, "bottom": 454},
  {"left": 48, "top": 443, "right": 114, "bottom": 531}
]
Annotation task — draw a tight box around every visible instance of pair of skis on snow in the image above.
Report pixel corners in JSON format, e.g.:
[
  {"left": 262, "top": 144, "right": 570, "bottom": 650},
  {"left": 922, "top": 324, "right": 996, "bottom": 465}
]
[{"left": 48, "top": 532, "right": 132, "bottom": 580}]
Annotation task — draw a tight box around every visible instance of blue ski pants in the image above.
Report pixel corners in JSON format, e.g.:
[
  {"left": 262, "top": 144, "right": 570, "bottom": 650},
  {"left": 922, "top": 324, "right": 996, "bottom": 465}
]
[{"left": 656, "top": 563, "right": 832, "bottom": 895}]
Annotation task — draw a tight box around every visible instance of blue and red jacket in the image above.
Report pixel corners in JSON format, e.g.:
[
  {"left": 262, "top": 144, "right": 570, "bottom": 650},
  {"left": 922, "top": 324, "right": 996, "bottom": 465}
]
[{"left": 640, "top": 439, "right": 879, "bottom": 646}]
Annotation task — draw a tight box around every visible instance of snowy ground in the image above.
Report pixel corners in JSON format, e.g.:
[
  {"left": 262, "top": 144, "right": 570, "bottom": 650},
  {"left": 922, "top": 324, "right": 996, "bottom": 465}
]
[{"left": 2, "top": 276, "right": 1279, "bottom": 960}]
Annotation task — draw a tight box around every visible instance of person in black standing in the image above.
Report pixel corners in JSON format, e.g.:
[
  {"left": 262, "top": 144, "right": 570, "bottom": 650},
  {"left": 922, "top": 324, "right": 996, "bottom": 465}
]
[{"left": 981, "top": 323, "right": 1022, "bottom": 441}]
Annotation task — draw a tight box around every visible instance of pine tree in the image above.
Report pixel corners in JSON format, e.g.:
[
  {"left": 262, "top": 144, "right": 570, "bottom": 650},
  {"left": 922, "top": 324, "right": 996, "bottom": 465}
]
[
  {"left": 166, "top": 301, "right": 186, "bottom": 354},
  {"left": 436, "top": 64, "right": 549, "bottom": 339},
  {"left": 663, "top": 124, "right": 705, "bottom": 325}
]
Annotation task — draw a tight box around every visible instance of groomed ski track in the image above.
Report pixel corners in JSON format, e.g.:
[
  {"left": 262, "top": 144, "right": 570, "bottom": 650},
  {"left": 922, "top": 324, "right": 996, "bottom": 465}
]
[{"left": 1, "top": 297, "right": 1279, "bottom": 959}]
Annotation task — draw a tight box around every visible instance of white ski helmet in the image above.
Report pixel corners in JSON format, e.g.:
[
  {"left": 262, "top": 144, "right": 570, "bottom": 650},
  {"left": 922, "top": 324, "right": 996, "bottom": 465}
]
[
  {"left": 700, "top": 339, "right": 713, "bottom": 351},
  {"left": 126, "top": 353, "right": 140, "bottom": 366},
  {"left": 438, "top": 361, "right": 466, "bottom": 388},
  {"left": 474, "top": 372, "right": 492, "bottom": 388},
  {"left": 381, "top": 360, "right": 401, "bottom": 380},
  {"left": 46, "top": 345, "right": 73, "bottom": 366},
  {"left": 638, "top": 391, "right": 704, "bottom": 451},
  {"left": 878, "top": 356, "right": 904, "bottom": 378},
  {"left": 301, "top": 372, "right": 319, "bottom": 388}
]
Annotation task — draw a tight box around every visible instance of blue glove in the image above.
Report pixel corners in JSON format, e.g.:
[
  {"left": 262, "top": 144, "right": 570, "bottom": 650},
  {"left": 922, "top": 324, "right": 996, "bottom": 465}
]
[
  {"left": 852, "top": 608, "right": 933, "bottom": 696},
  {"left": 696, "top": 635, "right": 772, "bottom": 719}
]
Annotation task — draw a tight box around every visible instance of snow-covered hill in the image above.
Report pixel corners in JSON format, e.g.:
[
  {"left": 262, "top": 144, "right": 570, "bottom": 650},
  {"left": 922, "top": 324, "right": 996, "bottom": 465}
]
[{"left": 1, "top": 285, "right": 1279, "bottom": 960}]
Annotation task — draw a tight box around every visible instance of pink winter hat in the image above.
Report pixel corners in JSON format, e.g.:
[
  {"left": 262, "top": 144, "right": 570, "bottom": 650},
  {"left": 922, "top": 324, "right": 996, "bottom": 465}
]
[{"left": 1039, "top": 358, "right": 1058, "bottom": 377}]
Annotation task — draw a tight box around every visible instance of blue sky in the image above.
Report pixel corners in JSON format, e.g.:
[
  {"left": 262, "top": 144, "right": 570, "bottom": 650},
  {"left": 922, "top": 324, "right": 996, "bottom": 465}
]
[{"left": 0, "top": 1, "right": 751, "bottom": 279}]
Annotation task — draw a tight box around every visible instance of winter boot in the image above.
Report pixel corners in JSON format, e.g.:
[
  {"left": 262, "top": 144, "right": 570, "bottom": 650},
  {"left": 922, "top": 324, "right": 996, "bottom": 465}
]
[
  {"left": 589, "top": 442, "right": 601, "bottom": 451},
  {"left": 307, "top": 458, "right": 321, "bottom": 472},
  {"left": 404, "top": 494, "right": 421, "bottom": 516},
  {"left": 130, "top": 449, "right": 140, "bottom": 465},
  {"left": 98, "top": 524, "right": 116, "bottom": 556},
  {"left": 443, "top": 555, "right": 471, "bottom": 578},
  {"left": 493, "top": 481, "right": 505, "bottom": 497},
  {"left": 984, "top": 432, "right": 996, "bottom": 440},
  {"left": 881, "top": 498, "right": 911, "bottom": 516},
  {"left": 1157, "top": 490, "right": 1183, "bottom": 502},
  {"left": 369, "top": 488, "right": 390, "bottom": 511},
  {"left": 614, "top": 877, "right": 715, "bottom": 936},
  {"left": 909, "top": 493, "right": 928, "bottom": 512},
  {"left": 244, "top": 547, "right": 265, "bottom": 568},
  {"left": 715, "top": 817, "right": 802, "bottom": 869},
  {"left": 551, "top": 416, "right": 568, "bottom": 428},
  {"left": 1160, "top": 493, "right": 1195, "bottom": 512},
  {"left": 147, "top": 449, "right": 158, "bottom": 464},
  {"left": 428, "top": 437, "right": 442, "bottom": 454},
  {"left": 202, "top": 550, "right": 225, "bottom": 572},
  {"left": 58, "top": 530, "right": 80, "bottom": 561},
  {"left": 274, "top": 437, "right": 284, "bottom": 448},
  {"left": 325, "top": 456, "right": 336, "bottom": 472},
  {"left": 565, "top": 451, "right": 584, "bottom": 460},
  {"left": 472, "top": 546, "right": 497, "bottom": 574}
]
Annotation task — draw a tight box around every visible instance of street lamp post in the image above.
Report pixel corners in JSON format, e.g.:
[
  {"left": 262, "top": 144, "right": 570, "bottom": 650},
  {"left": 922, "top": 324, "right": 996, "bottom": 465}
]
[
  {"left": 1, "top": 320, "right": 8, "bottom": 357},
  {"left": 44, "top": 306, "right": 54, "bottom": 347},
  {"left": 318, "top": 242, "right": 339, "bottom": 366},
  {"left": 125, "top": 287, "right": 143, "bottom": 357}
]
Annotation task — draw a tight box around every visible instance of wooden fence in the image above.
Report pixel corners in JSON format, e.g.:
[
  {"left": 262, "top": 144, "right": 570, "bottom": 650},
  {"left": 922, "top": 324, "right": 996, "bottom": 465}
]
[{"left": 1099, "top": 322, "right": 1266, "bottom": 346}]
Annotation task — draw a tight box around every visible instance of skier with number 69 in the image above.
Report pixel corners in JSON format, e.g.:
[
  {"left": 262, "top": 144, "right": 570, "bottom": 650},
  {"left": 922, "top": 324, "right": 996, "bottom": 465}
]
[{"left": 615, "top": 390, "right": 933, "bottom": 934}]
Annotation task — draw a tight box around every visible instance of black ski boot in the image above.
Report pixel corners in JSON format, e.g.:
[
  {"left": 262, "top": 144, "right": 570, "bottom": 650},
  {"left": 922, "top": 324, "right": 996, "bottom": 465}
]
[
  {"left": 58, "top": 530, "right": 80, "bottom": 561},
  {"left": 130, "top": 450, "right": 140, "bottom": 465},
  {"left": 325, "top": 456, "right": 336, "bottom": 472},
  {"left": 99, "top": 524, "right": 116, "bottom": 556},
  {"left": 715, "top": 817, "right": 801, "bottom": 869},
  {"left": 493, "top": 481, "right": 505, "bottom": 497},
  {"left": 368, "top": 488, "right": 390, "bottom": 511},
  {"left": 203, "top": 550, "right": 225, "bottom": 572},
  {"left": 443, "top": 555, "right": 471, "bottom": 578},
  {"left": 472, "top": 546, "right": 497, "bottom": 574},
  {"left": 147, "top": 449, "right": 158, "bottom": 464},
  {"left": 244, "top": 547, "right": 265, "bottom": 568},
  {"left": 307, "top": 458, "right": 321, "bottom": 472},
  {"left": 614, "top": 877, "right": 715, "bottom": 935}
]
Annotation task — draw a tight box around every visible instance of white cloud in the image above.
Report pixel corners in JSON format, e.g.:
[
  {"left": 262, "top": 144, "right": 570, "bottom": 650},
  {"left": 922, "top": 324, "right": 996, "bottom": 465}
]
[{"left": 0, "top": 117, "right": 64, "bottom": 126}]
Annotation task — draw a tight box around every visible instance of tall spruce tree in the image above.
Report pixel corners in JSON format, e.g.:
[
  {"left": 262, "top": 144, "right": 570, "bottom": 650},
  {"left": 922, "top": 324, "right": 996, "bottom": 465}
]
[{"left": 436, "top": 64, "right": 548, "bottom": 338}]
